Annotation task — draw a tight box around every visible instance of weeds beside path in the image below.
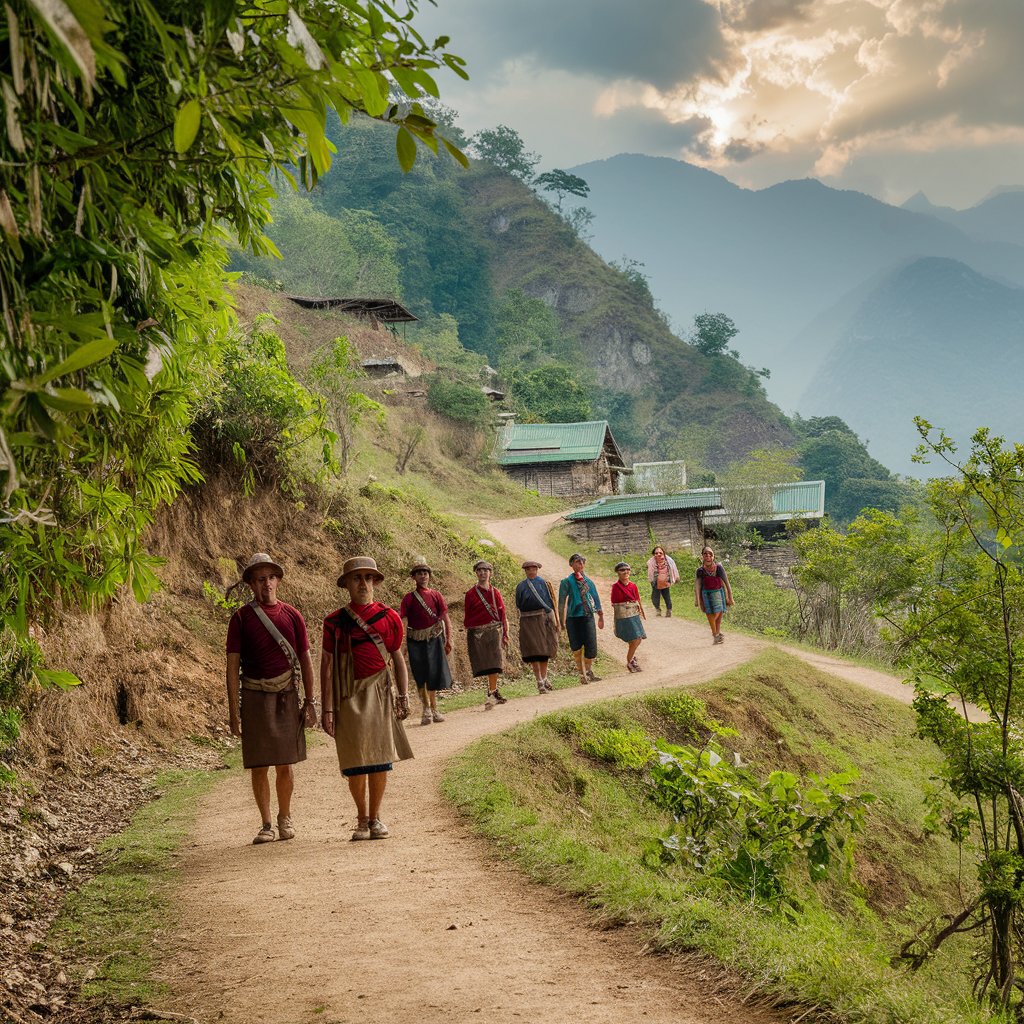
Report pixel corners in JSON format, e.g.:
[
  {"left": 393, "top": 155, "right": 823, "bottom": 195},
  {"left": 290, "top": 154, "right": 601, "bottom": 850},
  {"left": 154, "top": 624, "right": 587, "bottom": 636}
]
[{"left": 153, "top": 513, "right": 913, "bottom": 1024}]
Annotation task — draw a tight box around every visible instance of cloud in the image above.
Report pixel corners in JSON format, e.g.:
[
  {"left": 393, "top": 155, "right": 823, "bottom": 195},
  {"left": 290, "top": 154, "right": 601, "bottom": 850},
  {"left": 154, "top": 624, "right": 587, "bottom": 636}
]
[
  {"left": 419, "top": 0, "right": 735, "bottom": 90},
  {"left": 721, "top": 0, "right": 817, "bottom": 32}
]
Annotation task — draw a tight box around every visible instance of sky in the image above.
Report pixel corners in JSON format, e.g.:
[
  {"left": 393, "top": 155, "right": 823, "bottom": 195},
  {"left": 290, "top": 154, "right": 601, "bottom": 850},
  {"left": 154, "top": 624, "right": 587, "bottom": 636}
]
[{"left": 414, "top": 0, "right": 1024, "bottom": 209}]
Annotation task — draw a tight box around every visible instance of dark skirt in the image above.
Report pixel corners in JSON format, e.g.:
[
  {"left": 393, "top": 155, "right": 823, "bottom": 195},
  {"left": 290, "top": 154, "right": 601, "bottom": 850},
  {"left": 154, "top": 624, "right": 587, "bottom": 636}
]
[
  {"left": 240, "top": 687, "right": 307, "bottom": 769},
  {"left": 467, "top": 623, "right": 504, "bottom": 677},
  {"left": 565, "top": 615, "right": 597, "bottom": 659},
  {"left": 614, "top": 615, "right": 647, "bottom": 642},
  {"left": 407, "top": 636, "right": 453, "bottom": 691},
  {"left": 702, "top": 588, "right": 727, "bottom": 614},
  {"left": 519, "top": 609, "right": 558, "bottom": 662}
]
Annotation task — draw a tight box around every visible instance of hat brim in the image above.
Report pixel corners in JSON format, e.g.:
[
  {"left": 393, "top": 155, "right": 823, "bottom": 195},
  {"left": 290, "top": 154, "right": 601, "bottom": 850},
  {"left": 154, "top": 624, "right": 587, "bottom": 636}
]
[
  {"left": 337, "top": 569, "right": 385, "bottom": 586},
  {"left": 243, "top": 561, "right": 284, "bottom": 583}
]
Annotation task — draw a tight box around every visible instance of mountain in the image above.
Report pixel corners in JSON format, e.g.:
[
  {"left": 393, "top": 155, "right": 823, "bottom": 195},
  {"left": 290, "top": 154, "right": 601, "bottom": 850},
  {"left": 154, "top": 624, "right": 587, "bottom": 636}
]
[
  {"left": 570, "top": 154, "right": 1024, "bottom": 410},
  {"left": 799, "top": 257, "right": 1024, "bottom": 476}
]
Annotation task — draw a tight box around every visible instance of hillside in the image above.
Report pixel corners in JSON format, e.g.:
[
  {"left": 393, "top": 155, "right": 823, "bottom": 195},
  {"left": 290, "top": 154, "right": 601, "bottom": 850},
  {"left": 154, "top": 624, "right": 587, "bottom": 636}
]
[{"left": 243, "top": 116, "right": 796, "bottom": 470}]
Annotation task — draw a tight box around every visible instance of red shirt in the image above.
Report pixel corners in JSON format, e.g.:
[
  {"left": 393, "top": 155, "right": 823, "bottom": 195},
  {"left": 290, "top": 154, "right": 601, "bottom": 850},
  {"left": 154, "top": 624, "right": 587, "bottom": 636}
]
[
  {"left": 463, "top": 585, "right": 506, "bottom": 630},
  {"left": 323, "top": 602, "right": 404, "bottom": 679},
  {"left": 399, "top": 588, "right": 448, "bottom": 630},
  {"left": 611, "top": 580, "right": 640, "bottom": 603},
  {"left": 226, "top": 601, "right": 309, "bottom": 679}
]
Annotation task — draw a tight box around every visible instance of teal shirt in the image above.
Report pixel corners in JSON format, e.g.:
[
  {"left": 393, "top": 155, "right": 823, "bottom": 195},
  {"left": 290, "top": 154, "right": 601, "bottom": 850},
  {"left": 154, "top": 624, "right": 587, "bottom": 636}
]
[{"left": 558, "top": 574, "right": 602, "bottom": 618}]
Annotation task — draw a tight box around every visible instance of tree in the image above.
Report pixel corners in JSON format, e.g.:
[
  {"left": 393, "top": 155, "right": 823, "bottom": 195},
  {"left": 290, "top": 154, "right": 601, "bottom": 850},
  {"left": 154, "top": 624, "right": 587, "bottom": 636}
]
[
  {"left": 469, "top": 125, "right": 540, "bottom": 182},
  {"left": 887, "top": 424, "right": 1024, "bottom": 1013},
  {"left": 0, "top": 2, "right": 465, "bottom": 724},
  {"left": 510, "top": 364, "right": 592, "bottom": 424},
  {"left": 692, "top": 312, "right": 739, "bottom": 357},
  {"left": 306, "top": 337, "right": 385, "bottom": 472},
  {"left": 799, "top": 430, "right": 904, "bottom": 522},
  {"left": 713, "top": 447, "right": 802, "bottom": 550},
  {"left": 426, "top": 375, "right": 490, "bottom": 424},
  {"left": 534, "top": 169, "right": 590, "bottom": 212}
]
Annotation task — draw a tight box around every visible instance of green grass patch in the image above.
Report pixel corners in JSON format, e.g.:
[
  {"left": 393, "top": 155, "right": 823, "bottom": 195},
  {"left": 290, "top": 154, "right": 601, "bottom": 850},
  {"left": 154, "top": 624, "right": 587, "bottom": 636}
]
[
  {"left": 48, "top": 751, "right": 235, "bottom": 1007},
  {"left": 442, "top": 648, "right": 1001, "bottom": 1024}
]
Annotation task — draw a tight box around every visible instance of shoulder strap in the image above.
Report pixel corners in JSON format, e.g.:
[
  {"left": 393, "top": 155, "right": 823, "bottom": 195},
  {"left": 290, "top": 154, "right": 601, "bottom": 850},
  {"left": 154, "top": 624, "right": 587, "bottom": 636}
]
[
  {"left": 412, "top": 589, "right": 440, "bottom": 621},
  {"left": 248, "top": 602, "right": 300, "bottom": 680},
  {"left": 344, "top": 606, "right": 391, "bottom": 664},
  {"left": 525, "top": 577, "right": 553, "bottom": 610},
  {"left": 475, "top": 585, "right": 501, "bottom": 622}
]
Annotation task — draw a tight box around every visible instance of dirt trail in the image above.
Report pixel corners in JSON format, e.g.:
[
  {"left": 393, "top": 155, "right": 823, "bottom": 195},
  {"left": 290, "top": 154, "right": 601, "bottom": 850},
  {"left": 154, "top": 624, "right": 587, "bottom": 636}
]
[{"left": 161, "top": 513, "right": 911, "bottom": 1024}]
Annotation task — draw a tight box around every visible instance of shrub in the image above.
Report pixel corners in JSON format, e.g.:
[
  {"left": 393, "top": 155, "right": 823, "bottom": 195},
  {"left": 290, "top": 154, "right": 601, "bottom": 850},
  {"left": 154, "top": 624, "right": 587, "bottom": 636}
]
[{"left": 426, "top": 374, "right": 491, "bottom": 424}]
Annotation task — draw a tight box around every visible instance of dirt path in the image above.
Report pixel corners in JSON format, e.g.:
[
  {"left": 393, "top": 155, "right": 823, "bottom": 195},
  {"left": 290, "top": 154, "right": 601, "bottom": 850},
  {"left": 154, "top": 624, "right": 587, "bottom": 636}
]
[{"left": 160, "top": 513, "right": 911, "bottom": 1024}]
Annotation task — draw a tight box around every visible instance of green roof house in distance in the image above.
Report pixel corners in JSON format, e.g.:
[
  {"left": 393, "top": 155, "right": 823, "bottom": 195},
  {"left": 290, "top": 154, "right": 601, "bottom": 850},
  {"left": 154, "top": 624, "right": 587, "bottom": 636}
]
[
  {"left": 494, "top": 420, "right": 629, "bottom": 499},
  {"left": 564, "top": 491, "right": 723, "bottom": 554}
]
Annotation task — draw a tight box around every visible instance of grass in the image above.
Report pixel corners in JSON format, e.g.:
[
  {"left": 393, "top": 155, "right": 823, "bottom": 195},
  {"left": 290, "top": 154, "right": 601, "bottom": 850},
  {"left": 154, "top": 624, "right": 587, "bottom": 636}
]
[
  {"left": 48, "top": 749, "right": 235, "bottom": 1007},
  {"left": 441, "top": 648, "right": 1003, "bottom": 1024}
]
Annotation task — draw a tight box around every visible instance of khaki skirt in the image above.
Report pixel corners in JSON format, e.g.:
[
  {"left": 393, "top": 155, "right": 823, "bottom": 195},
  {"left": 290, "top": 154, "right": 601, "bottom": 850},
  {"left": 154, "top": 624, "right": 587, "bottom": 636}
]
[
  {"left": 333, "top": 667, "right": 413, "bottom": 772},
  {"left": 240, "top": 687, "right": 307, "bottom": 769},
  {"left": 518, "top": 609, "right": 558, "bottom": 662},
  {"left": 467, "top": 621, "right": 504, "bottom": 677}
]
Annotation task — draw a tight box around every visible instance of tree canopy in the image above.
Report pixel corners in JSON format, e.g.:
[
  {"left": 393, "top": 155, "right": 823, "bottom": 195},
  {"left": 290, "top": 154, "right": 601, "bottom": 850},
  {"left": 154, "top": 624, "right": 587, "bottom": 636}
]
[
  {"left": 692, "top": 312, "right": 739, "bottom": 357},
  {"left": 469, "top": 124, "right": 539, "bottom": 182}
]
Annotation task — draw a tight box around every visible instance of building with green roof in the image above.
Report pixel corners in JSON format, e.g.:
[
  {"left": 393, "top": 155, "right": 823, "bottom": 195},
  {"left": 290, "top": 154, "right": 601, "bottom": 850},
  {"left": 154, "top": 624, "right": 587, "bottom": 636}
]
[{"left": 494, "top": 420, "right": 628, "bottom": 498}]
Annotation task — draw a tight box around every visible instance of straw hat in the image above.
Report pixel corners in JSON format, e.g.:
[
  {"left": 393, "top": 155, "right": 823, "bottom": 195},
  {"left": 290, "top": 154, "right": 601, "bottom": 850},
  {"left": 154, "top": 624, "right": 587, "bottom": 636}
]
[
  {"left": 473, "top": 560, "right": 494, "bottom": 572},
  {"left": 409, "top": 557, "right": 432, "bottom": 576},
  {"left": 242, "top": 552, "right": 284, "bottom": 583},
  {"left": 337, "top": 555, "right": 385, "bottom": 587}
]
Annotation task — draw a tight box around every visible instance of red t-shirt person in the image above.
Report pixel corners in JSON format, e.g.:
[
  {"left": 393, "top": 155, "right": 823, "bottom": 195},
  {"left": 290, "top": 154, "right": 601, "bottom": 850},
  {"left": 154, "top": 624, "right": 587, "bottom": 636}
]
[
  {"left": 226, "top": 601, "right": 309, "bottom": 679},
  {"left": 323, "top": 602, "right": 404, "bottom": 679}
]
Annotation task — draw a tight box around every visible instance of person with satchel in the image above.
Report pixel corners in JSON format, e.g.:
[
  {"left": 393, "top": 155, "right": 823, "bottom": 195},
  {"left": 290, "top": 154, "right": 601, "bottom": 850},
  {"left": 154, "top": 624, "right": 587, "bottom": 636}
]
[
  {"left": 399, "top": 558, "right": 454, "bottom": 726},
  {"left": 320, "top": 556, "right": 413, "bottom": 842},
  {"left": 225, "top": 552, "right": 317, "bottom": 846},
  {"left": 611, "top": 561, "right": 648, "bottom": 672},
  {"left": 514, "top": 560, "right": 560, "bottom": 693},
  {"left": 463, "top": 560, "right": 509, "bottom": 710}
]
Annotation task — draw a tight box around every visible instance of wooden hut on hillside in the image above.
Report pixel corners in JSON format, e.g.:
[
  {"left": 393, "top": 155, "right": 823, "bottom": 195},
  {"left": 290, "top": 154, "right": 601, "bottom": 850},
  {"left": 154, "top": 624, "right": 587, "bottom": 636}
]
[{"left": 495, "top": 420, "right": 628, "bottom": 499}]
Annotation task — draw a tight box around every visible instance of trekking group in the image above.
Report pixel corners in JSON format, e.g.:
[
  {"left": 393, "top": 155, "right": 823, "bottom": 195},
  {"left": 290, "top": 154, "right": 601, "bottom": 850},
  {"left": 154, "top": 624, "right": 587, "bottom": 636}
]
[{"left": 224, "top": 544, "right": 733, "bottom": 845}]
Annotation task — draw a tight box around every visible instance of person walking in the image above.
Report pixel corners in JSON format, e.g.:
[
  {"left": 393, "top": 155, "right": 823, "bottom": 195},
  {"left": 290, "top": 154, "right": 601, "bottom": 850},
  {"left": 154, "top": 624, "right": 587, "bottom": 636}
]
[
  {"left": 225, "top": 552, "right": 317, "bottom": 846},
  {"left": 514, "top": 560, "right": 560, "bottom": 693},
  {"left": 646, "top": 545, "right": 680, "bottom": 617},
  {"left": 695, "top": 545, "right": 734, "bottom": 644},
  {"left": 399, "top": 558, "right": 454, "bottom": 726},
  {"left": 611, "top": 561, "right": 647, "bottom": 672},
  {"left": 464, "top": 560, "right": 509, "bottom": 709},
  {"left": 320, "top": 556, "right": 412, "bottom": 841},
  {"left": 558, "top": 553, "right": 604, "bottom": 685}
]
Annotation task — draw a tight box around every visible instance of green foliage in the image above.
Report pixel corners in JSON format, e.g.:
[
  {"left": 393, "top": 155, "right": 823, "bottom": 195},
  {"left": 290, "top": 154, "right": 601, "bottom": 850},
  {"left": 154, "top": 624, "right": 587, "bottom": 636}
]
[
  {"left": 534, "top": 169, "right": 590, "bottom": 212},
  {"left": 192, "top": 315, "right": 336, "bottom": 495},
  {"left": 510, "top": 364, "right": 592, "bottom": 424},
  {"left": 652, "top": 739, "right": 871, "bottom": 907},
  {"left": 232, "top": 192, "right": 401, "bottom": 298},
  {"left": 201, "top": 581, "right": 244, "bottom": 615},
  {"left": 713, "top": 446, "right": 802, "bottom": 550},
  {"left": 411, "top": 314, "right": 487, "bottom": 377},
  {"left": 610, "top": 256, "right": 654, "bottom": 305},
  {"left": 426, "top": 374, "right": 490, "bottom": 425},
  {"left": 469, "top": 124, "right": 540, "bottom": 182},
  {"left": 692, "top": 312, "right": 739, "bottom": 357},
  {"left": 306, "top": 335, "right": 384, "bottom": 471}
]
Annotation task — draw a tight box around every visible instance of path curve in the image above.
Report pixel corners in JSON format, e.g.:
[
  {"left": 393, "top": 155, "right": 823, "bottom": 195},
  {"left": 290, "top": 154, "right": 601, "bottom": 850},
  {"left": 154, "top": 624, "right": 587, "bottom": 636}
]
[{"left": 161, "top": 513, "right": 911, "bottom": 1024}]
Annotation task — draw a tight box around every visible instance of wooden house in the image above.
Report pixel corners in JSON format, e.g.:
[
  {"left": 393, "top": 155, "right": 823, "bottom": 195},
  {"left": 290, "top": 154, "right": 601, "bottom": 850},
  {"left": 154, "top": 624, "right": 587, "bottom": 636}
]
[
  {"left": 495, "top": 420, "right": 628, "bottom": 499},
  {"left": 563, "top": 492, "right": 722, "bottom": 554}
]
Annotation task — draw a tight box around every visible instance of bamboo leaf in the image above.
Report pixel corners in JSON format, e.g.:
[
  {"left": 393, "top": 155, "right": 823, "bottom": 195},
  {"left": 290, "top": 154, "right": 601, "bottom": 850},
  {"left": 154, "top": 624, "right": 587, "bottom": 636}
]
[
  {"left": 34, "top": 668, "right": 83, "bottom": 690},
  {"left": 37, "top": 336, "right": 116, "bottom": 385},
  {"left": 25, "top": 0, "right": 96, "bottom": 92},
  {"left": 1, "top": 81, "right": 24, "bottom": 153},
  {"left": 173, "top": 98, "right": 202, "bottom": 154},
  {"left": 38, "top": 387, "right": 95, "bottom": 412}
]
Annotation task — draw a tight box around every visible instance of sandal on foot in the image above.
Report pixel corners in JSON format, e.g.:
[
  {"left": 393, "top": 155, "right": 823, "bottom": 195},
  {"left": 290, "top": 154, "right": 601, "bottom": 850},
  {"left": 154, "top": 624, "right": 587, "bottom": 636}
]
[{"left": 253, "top": 823, "right": 276, "bottom": 845}]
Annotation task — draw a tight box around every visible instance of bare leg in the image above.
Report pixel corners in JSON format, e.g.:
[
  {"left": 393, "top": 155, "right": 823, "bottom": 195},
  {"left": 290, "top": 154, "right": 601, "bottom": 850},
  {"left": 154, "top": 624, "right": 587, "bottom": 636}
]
[
  {"left": 705, "top": 613, "right": 718, "bottom": 636},
  {"left": 530, "top": 662, "right": 544, "bottom": 683},
  {"left": 418, "top": 685, "right": 429, "bottom": 713},
  {"left": 348, "top": 775, "right": 369, "bottom": 822},
  {"left": 274, "top": 764, "right": 294, "bottom": 818},
  {"left": 367, "top": 770, "right": 388, "bottom": 820},
  {"left": 251, "top": 767, "right": 271, "bottom": 824},
  {"left": 572, "top": 647, "right": 586, "bottom": 680},
  {"left": 714, "top": 612, "right": 724, "bottom": 635},
  {"left": 487, "top": 672, "right": 498, "bottom": 694},
  {"left": 626, "top": 638, "right": 642, "bottom": 664}
]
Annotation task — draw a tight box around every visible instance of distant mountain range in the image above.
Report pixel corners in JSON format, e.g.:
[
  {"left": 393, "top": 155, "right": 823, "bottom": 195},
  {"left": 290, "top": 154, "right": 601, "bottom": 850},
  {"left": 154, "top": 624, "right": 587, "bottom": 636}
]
[{"left": 572, "top": 154, "right": 1024, "bottom": 474}]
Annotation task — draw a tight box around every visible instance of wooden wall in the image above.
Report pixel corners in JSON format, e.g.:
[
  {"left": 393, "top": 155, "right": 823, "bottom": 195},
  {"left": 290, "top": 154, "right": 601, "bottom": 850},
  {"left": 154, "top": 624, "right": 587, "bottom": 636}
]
[
  {"left": 565, "top": 509, "right": 705, "bottom": 555},
  {"left": 504, "top": 456, "right": 618, "bottom": 498}
]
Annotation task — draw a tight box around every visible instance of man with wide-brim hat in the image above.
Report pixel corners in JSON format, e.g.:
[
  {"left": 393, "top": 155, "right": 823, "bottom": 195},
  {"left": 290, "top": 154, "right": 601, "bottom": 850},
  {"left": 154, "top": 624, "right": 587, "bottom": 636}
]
[
  {"left": 463, "top": 559, "right": 509, "bottom": 709},
  {"left": 558, "top": 553, "right": 605, "bottom": 686},
  {"left": 320, "top": 556, "right": 413, "bottom": 841},
  {"left": 225, "top": 552, "right": 317, "bottom": 845},
  {"left": 514, "top": 560, "right": 560, "bottom": 693},
  {"left": 399, "top": 558, "right": 454, "bottom": 726}
]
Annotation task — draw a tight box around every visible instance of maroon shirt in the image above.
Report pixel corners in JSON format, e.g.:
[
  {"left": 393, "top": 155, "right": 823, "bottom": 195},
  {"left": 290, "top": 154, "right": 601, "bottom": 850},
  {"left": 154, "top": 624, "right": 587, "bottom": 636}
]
[
  {"left": 399, "top": 588, "right": 448, "bottom": 631},
  {"left": 696, "top": 564, "right": 728, "bottom": 591},
  {"left": 463, "top": 585, "right": 506, "bottom": 630},
  {"left": 323, "top": 602, "right": 404, "bottom": 679},
  {"left": 226, "top": 601, "right": 309, "bottom": 679}
]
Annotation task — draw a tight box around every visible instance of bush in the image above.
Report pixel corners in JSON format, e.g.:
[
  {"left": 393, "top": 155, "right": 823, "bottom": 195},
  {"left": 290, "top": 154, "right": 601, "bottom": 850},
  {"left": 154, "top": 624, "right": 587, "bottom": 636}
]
[{"left": 426, "top": 375, "right": 491, "bottom": 424}]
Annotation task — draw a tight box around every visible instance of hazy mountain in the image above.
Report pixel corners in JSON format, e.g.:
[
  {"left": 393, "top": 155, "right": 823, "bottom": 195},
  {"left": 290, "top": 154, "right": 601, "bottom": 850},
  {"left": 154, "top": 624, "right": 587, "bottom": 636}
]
[
  {"left": 799, "top": 257, "right": 1024, "bottom": 476},
  {"left": 571, "top": 154, "right": 1024, "bottom": 409},
  {"left": 901, "top": 189, "right": 1024, "bottom": 248}
]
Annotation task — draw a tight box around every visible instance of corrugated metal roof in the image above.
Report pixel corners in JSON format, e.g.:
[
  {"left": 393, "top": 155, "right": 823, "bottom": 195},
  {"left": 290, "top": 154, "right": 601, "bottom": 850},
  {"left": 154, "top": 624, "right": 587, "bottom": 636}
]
[
  {"left": 565, "top": 492, "right": 723, "bottom": 521},
  {"left": 497, "top": 421, "right": 622, "bottom": 466},
  {"left": 770, "top": 480, "right": 825, "bottom": 516}
]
